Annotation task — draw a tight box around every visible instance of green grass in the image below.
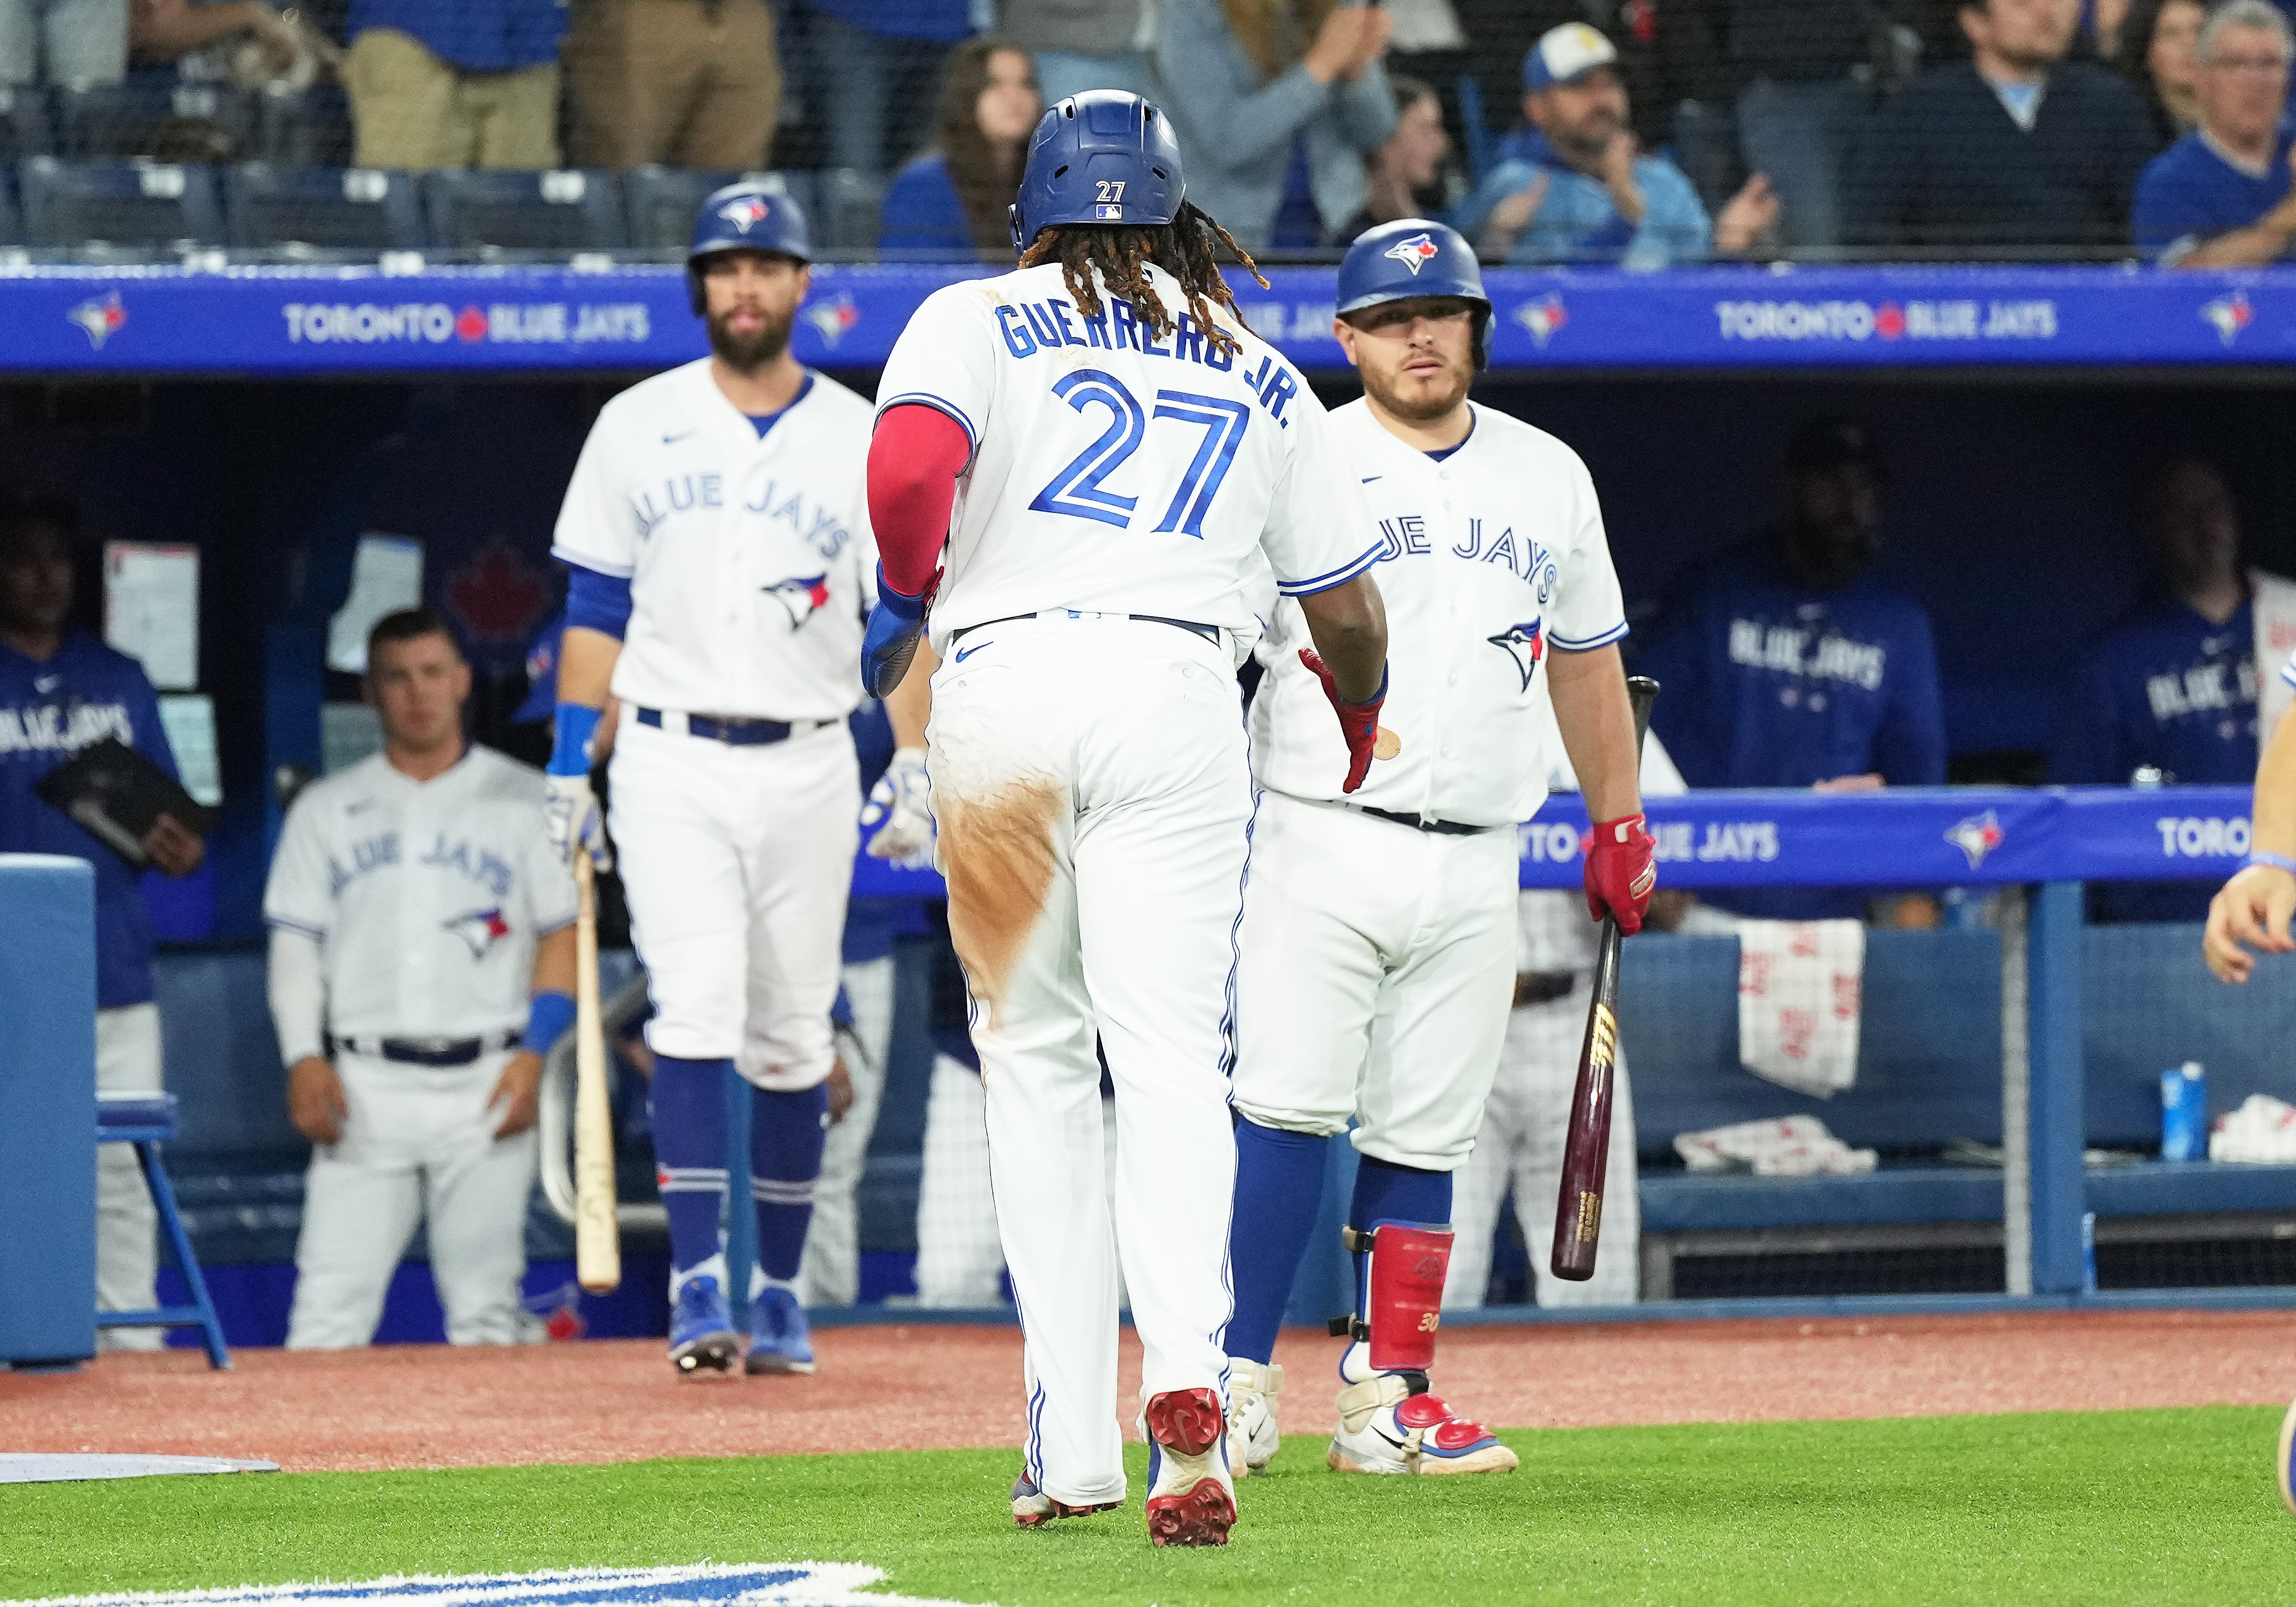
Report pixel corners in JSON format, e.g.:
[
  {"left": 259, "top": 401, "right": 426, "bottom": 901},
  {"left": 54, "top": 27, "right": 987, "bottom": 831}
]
[{"left": 4, "top": 1408, "right": 2292, "bottom": 1606}]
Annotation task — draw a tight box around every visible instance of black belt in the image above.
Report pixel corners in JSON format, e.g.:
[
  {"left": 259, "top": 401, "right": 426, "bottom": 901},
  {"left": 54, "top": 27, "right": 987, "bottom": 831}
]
[
  {"left": 1356, "top": 805, "right": 1494, "bottom": 838},
  {"left": 951, "top": 612, "right": 1220, "bottom": 647},
  {"left": 1514, "top": 971, "right": 1582, "bottom": 1008},
  {"left": 635, "top": 708, "right": 832, "bottom": 746},
  {"left": 336, "top": 1030, "right": 519, "bottom": 1067}
]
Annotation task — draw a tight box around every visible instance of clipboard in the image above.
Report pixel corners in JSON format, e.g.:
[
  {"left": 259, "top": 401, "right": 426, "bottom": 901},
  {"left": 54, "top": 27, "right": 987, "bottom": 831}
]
[{"left": 32, "top": 737, "right": 216, "bottom": 869}]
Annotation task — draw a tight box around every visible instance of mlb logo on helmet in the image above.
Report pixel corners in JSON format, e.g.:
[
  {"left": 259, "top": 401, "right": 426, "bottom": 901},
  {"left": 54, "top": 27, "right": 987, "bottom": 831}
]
[
  {"left": 1095, "top": 204, "right": 1123, "bottom": 220},
  {"left": 719, "top": 196, "right": 772, "bottom": 233},
  {"left": 1384, "top": 233, "right": 1441, "bottom": 275}
]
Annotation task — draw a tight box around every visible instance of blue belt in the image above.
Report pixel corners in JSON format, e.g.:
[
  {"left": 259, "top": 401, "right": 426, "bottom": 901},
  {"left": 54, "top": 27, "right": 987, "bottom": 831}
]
[{"left": 635, "top": 708, "right": 832, "bottom": 746}]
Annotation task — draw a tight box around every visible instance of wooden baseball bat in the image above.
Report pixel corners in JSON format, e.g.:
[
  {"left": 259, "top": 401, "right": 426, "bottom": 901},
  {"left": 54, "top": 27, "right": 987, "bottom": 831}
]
[
  {"left": 1549, "top": 674, "right": 1660, "bottom": 1282},
  {"left": 572, "top": 851, "right": 621, "bottom": 1294}
]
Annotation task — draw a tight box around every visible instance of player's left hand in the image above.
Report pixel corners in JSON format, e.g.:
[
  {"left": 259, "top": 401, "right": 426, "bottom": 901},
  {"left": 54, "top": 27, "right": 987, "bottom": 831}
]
[
  {"left": 862, "top": 567, "right": 931, "bottom": 698},
  {"left": 2205, "top": 862, "right": 2296, "bottom": 983},
  {"left": 144, "top": 812, "right": 204, "bottom": 877},
  {"left": 862, "top": 745, "right": 934, "bottom": 867},
  {"left": 544, "top": 772, "right": 609, "bottom": 870},
  {"left": 1299, "top": 649, "right": 1388, "bottom": 793},
  {"left": 490, "top": 1049, "right": 544, "bottom": 1138},
  {"left": 1585, "top": 812, "right": 1657, "bottom": 935}
]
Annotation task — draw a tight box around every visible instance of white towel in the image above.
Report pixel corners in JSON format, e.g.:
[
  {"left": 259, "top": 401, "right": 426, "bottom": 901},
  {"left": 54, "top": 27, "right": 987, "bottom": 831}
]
[
  {"left": 2209, "top": 1094, "right": 2296, "bottom": 1163},
  {"left": 1674, "top": 1115, "right": 1878, "bottom": 1177},
  {"left": 1732, "top": 919, "right": 1866, "bottom": 1099}
]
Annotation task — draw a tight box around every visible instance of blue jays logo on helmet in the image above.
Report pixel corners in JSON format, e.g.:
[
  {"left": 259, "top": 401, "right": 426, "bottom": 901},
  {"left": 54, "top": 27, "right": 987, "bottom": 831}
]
[
  {"left": 765, "top": 573, "right": 831, "bottom": 627},
  {"left": 1009, "top": 91, "right": 1186, "bottom": 255},
  {"left": 1488, "top": 619, "right": 1546, "bottom": 692},
  {"left": 688, "top": 182, "right": 812, "bottom": 313},
  {"left": 1339, "top": 219, "right": 1495, "bottom": 369},
  {"left": 718, "top": 195, "right": 772, "bottom": 233},
  {"left": 1384, "top": 232, "right": 1441, "bottom": 275}
]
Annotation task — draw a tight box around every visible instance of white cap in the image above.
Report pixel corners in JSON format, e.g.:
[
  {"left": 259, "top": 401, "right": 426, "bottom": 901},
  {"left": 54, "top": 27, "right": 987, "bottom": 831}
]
[{"left": 1524, "top": 22, "right": 1620, "bottom": 92}]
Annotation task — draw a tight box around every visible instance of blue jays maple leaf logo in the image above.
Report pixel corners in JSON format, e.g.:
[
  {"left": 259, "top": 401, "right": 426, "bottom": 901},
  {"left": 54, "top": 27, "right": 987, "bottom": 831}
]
[
  {"left": 718, "top": 195, "right": 772, "bottom": 233},
  {"left": 444, "top": 906, "right": 511, "bottom": 958},
  {"left": 1488, "top": 619, "right": 1546, "bottom": 691},
  {"left": 1384, "top": 232, "right": 1441, "bottom": 275},
  {"left": 1945, "top": 809, "right": 2004, "bottom": 870},
  {"left": 764, "top": 573, "right": 831, "bottom": 627}
]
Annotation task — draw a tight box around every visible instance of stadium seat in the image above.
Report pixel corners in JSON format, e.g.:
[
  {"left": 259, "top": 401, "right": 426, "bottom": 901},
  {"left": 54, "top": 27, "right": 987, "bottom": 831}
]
[
  {"left": 0, "top": 170, "right": 18, "bottom": 245},
  {"left": 0, "top": 83, "right": 52, "bottom": 163},
  {"left": 253, "top": 80, "right": 354, "bottom": 168},
  {"left": 58, "top": 77, "right": 253, "bottom": 162},
  {"left": 18, "top": 157, "right": 225, "bottom": 249},
  {"left": 815, "top": 167, "right": 886, "bottom": 254},
  {"left": 622, "top": 165, "right": 815, "bottom": 250},
  {"left": 423, "top": 169, "right": 625, "bottom": 254},
  {"left": 224, "top": 164, "right": 425, "bottom": 252}
]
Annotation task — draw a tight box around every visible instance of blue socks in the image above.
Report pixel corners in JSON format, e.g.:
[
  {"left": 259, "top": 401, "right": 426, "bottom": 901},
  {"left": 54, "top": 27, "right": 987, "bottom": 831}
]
[
  {"left": 1349, "top": 1155, "right": 1451, "bottom": 1236},
  {"left": 751, "top": 1083, "right": 829, "bottom": 1282},
  {"left": 1225, "top": 1120, "right": 1329, "bottom": 1366},
  {"left": 650, "top": 1055, "right": 732, "bottom": 1278}
]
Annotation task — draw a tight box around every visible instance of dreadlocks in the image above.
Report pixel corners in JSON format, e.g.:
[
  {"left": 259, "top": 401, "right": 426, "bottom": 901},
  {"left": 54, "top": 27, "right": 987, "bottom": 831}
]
[{"left": 1018, "top": 201, "right": 1269, "bottom": 359}]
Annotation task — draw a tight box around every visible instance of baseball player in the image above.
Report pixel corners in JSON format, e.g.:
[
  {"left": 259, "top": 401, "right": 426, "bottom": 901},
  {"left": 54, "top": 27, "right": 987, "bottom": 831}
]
[
  {"left": 546, "top": 182, "right": 881, "bottom": 1377},
  {"left": 860, "top": 90, "right": 1391, "bottom": 1546},
  {"left": 1222, "top": 219, "right": 1654, "bottom": 1479},
  {"left": 266, "top": 608, "right": 576, "bottom": 1348},
  {"left": 1444, "top": 713, "right": 1685, "bottom": 1313}
]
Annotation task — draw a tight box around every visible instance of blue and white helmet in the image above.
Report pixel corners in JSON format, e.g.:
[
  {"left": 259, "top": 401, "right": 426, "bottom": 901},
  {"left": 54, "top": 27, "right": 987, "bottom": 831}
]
[
  {"left": 1009, "top": 90, "right": 1185, "bottom": 255},
  {"left": 1337, "top": 219, "right": 1494, "bottom": 369}
]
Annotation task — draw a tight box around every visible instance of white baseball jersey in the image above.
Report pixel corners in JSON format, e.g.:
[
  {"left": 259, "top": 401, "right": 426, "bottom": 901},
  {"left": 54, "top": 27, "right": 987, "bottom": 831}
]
[
  {"left": 551, "top": 360, "right": 878, "bottom": 720},
  {"left": 264, "top": 747, "right": 576, "bottom": 1041},
  {"left": 1250, "top": 401, "right": 1628, "bottom": 827},
  {"left": 873, "top": 261, "right": 1381, "bottom": 647}
]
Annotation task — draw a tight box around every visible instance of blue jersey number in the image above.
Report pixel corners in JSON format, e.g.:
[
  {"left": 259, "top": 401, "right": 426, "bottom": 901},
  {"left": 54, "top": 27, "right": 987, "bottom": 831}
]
[{"left": 1029, "top": 372, "right": 1249, "bottom": 539}]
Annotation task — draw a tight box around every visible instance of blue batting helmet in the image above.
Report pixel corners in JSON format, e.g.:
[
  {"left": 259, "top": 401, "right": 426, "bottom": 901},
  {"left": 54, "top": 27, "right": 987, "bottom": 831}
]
[
  {"left": 688, "top": 180, "right": 812, "bottom": 313},
  {"left": 1337, "top": 219, "right": 1494, "bottom": 369},
  {"left": 1009, "top": 90, "right": 1185, "bottom": 256}
]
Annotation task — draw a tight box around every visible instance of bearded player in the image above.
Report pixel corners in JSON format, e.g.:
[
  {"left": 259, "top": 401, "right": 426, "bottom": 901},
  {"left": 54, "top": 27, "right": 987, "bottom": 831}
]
[
  {"left": 1223, "top": 220, "right": 1655, "bottom": 1478},
  {"left": 547, "top": 184, "right": 885, "bottom": 1378},
  {"left": 860, "top": 92, "right": 1390, "bottom": 1545}
]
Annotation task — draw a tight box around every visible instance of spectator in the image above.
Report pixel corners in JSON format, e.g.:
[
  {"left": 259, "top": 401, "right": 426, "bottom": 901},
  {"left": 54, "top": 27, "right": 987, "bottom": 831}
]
[
  {"left": 1155, "top": 0, "right": 1398, "bottom": 252},
  {"left": 2117, "top": 0, "right": 2208, "bottom": 142},
  {"left": 1334, "top": 72, "right": 1450, "bottom": 242},
  {"left": 878, "top": 37, "right": 1042, "bottom": 258},
  {"left": 2133, "top": 1, "right": 2296, "bottom": 266},
  {"left": 129, "top": 0, "right": 314, "bottom": 77},
  {"left": 1635, "top": 421, "right": 1947, "bottom": 922},
  {"left": 795, "top": 1, "right": 976, "bottom": 178},
  {"left": 2058, "top": 457, "right": 2258, "bottom": 919},
  {"left": 1460, "top": 24, "right": 1776, "bottom": 269},
  {"left": 343, "top": 0, "right": 565, "bottom": 170},
  {"left": 564, "top": 0, "right": 783, "bottom": 171},
  {"left": 1843, "top": 0, "right": 2156, "bottom": 258},
  {"left": 1, "top": 0, "right": 127, "bottom": 87},
  {"left": 0, "top": 497, "right": 205, "bottom": 1349},
  {"left": 1000, "top": 0, "right": 1154, "bottom": 105},
  {"left": 1727, "top": 1, "right": 1910, "bottom": 255},
  {"left": 267, "top": 608, "right": 576, "bottom": 1349}
]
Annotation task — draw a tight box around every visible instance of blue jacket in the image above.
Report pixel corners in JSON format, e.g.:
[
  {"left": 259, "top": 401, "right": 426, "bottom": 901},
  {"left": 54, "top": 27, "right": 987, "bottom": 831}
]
[
  {"left": 806, "top": 0, "right": 977, "bottom": 43},
  {"left": 879, "top": 153, "right": 978, "bottom": 256},
  {"left": 1457, "top": 130, "right": 1712, "bottom": 268},
  {"left": 2133, "top": 130, "right": 2296, "bottom": 262},
  {"left": 347, "top": 0, "right": 566, "bottom": 71},
  {"left": 2053, "top": 597, "right": 2257, "bottom": 786},
  {"left": 0, "top": 633, "right": 182, "bottom": 1008},
  {"left": 1154, "top": 0, "right": 1396, "bottom": 250}
]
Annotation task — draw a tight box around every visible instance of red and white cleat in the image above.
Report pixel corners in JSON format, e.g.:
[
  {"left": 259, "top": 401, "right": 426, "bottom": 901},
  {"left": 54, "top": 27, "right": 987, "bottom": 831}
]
[
  {"left": 1328, "top": 1373, "right": 1519, "bottom": 1476},
  {"left": 1143, "top": 1387, "right": 1237, "bottom": 1547},
  {"left": 1010, "top": 1469, "right": 1121, "bottom": 1528}
]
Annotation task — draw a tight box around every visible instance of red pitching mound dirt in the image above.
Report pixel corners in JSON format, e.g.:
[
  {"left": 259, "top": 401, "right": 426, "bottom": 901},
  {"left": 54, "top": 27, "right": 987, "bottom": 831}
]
[{"left": 2, "top": 1308, "right": 2291, "bottom": 1474}]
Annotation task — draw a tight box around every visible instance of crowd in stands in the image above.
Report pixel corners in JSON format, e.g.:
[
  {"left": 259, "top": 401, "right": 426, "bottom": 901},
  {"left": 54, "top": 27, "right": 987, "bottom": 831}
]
[{"left": 6, "top": 0, "right": 2296, "bottom": 261}]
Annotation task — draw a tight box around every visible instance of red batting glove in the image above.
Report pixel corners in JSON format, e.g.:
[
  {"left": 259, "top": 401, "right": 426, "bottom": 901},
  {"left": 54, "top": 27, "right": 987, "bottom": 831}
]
[
  {"left": 1585, "top": 812, "right": 1657, "bottom": 934},
  {"left": 1299, "top": 649, "right": 1386, "bottom": 794}
]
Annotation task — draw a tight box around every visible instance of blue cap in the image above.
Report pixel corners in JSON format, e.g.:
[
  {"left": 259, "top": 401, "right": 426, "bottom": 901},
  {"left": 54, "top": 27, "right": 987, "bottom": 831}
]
[
  {"left": 1337, "top": 219, "right": 1493, "bottom": 368},
  {"left": 1009, "top": 90, "right": 1185, "bottom": 255},
  {"left": 513, "top": 611, "right": 562, "bottom": 724},
  {"left": 690, "top": 180, "right": 812, "bottom": 269},
  {"left": 1524, "top": 22, "right": 1619, "bottom": 91}
]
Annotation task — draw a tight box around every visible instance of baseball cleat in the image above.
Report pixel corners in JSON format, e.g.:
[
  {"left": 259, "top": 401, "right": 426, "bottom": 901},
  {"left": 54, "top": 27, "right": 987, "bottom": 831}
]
[
  {"left": 745, "top": 1285, "right": 817, "bottom": 1376},
  {"left": 1226, "top": 1358, "right": 1283, "bottom": 1477},
  {"left": 1010, "top": 1469, "right": 1122, "bottom": 1528},
  {"left": 2279, "top": 1396, "right": 2295, "bottom": 1517},
  {"left": 1328, "top": 1371, "right": 1519, "bottom": 1476},
  {"left": 1143, "top": 1387, "right": 1236, "bottom": 1547},
  {"left": 667, "top": 1273, "right": 742, "bottom": 1374}
]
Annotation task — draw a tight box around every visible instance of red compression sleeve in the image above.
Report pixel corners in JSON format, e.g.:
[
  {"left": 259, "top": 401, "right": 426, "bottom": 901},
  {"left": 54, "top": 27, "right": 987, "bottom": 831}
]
[{"left": 868, "top": 404, "right": 971, "bottom": 599}]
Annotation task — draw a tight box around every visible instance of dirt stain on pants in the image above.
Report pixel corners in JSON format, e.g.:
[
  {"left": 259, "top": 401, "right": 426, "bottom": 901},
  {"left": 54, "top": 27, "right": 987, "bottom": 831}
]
[{"left": 939, "top": 779, "right": 1063, "bottom": 1032}]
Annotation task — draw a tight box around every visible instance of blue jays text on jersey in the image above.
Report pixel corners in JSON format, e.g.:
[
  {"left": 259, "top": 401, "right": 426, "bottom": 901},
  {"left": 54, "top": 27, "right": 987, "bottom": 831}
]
[
  {"left": 0, "top": 633, "right": 180, "bottom": 1008},
  {"left": 319, "top": 828, "right": 520, "bottom": 901},
  {"left": 2055, "top": 597, "right": 2258, "bottom": 787},
  {"left": 630, "top": 470, "right": 853, "bottom": 562}
]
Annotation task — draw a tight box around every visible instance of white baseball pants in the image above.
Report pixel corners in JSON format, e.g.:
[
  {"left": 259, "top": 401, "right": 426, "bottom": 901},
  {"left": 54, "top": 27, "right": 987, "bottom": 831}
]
[
  {"left": 1230, "top": 790, "right": 1518, "bottom": 1170},
  {"left": 94, "top": 1002, "right": 163, "bottom": 1351},
  {"left": 287, "top": 1050, "right": 537, "bottom": 1348},
  {"left": 928, "top": 614, "right": 1249, "bottom": 1510},
  {"left": 609, "top": 717, "right": 858, "bottom": 1090},
  {"left": 796, "top": 953, "right": 896, "bottom": 1307},
  {"left": 1445, "top": 975, "right": 1641, "bottom": 1308}
]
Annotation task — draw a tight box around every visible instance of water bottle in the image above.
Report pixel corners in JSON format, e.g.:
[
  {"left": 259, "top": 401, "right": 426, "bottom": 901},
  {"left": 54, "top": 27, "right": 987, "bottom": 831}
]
[{"left": 2161, "top": 1061, "right": 2207, "bottom": 1162}]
